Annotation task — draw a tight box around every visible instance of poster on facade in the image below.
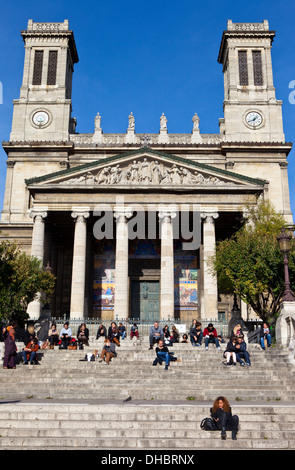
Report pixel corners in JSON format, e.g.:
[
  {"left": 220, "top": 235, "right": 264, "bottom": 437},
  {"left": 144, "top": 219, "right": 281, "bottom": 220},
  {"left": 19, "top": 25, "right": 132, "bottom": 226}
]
[
  {"left": 174, "top": 239, "right": 198, "bottom": 311},
  {"left": 93, "top": 240, "right": 115, "bottom": 310}
]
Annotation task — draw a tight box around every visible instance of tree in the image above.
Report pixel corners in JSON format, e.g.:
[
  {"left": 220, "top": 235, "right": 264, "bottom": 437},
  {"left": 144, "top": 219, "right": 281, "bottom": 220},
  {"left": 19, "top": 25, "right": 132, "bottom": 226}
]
[
  {"left": 0, "top": 240, "right": 55, "bottom": 325},
  {"left": 211, "top": 201, "right": 295, "bottom": 323}
]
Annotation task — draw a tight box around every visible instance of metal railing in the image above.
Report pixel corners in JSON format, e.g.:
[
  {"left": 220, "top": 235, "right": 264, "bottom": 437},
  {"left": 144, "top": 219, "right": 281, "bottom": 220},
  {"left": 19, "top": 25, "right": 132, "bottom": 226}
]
[{"left": 48, "top": 317, "right": 229, "bottom": 339}]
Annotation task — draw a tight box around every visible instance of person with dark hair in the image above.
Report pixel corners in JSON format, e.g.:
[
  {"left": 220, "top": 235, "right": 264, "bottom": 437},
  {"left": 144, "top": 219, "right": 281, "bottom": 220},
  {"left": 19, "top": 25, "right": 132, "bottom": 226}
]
[
  {"left": 203, "top": 323, "right": 221, "bottom": 350},
  {"left": 130, "top": 323, "right": 139, "bottom": 340},
  {"left": 190, "top": 321, "right": 203, "bottom": 347},
  {"left": 235, "top": 336, "right": 251, "bottom": 366},
  {"left": 108, "top": 322, "right": 120, "bottom": 345},
  {"left": 210, "top": 396, "right": 239, "bottom": 440},
  {"left": 99, "top": 336, "right": 117, "bottom": 365},
  {"left": 77, "top": 323, "right": 89, "bottom": 349},
  {"left": 48, "top": 323, "right": 59, "bottom": 348},
  {"left": 60, "top": 322, "right": 72, "bottom": 349},
  {"left": 22, "top": 337, "right": 40, "bottom": 365},
  {"left": 2, "top": 324, "right": 17, "bottom": 369},
  {"left": 96, "top": 324, "right": 107, "bottom": 340}
]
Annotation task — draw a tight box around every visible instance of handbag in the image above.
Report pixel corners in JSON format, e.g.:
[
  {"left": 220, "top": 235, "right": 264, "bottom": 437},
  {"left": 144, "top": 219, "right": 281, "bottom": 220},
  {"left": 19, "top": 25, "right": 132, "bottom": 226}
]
[{"left": 200, "top": 417, "right": 217, "bottom": 431}]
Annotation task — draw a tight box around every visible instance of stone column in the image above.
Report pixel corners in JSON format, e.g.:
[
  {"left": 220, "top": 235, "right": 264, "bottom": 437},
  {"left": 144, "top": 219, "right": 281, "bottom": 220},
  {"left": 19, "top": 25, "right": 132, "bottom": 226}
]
[
  {"left": 114, "top": 209, "right": 133, "bottom": 320},
  {"left": 159, "top": 211, "right": 176, "bottom": 319},
  {"left": 201, "top": 211, "right": 219, "bottom": 320},
  {"left": 27, "top": 210, "right": 47, "bottom": 318},
  {"left": 70, "top": 210, "right": 89, "bottom": 319}
]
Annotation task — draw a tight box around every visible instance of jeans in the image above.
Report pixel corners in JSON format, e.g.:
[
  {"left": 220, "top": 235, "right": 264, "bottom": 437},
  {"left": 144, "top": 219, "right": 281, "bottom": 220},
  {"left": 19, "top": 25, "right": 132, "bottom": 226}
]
[
  {"left": 205, "top": 336, "right": 220, "bottom": 348},
  {"left": 157, "top": 351, "right": 170, "bottom": 366},
  {"left": 260, "top": 334, "right": 271, "bottom": 349},
  {"left": 190, "top": 332, "right": 203, "bottom": 345},
  {"left": 22, "top": 350, "right": 36, "bottom": 363},
  {"left": 236, "top": 351, "right": 251, "bottom": 365}
]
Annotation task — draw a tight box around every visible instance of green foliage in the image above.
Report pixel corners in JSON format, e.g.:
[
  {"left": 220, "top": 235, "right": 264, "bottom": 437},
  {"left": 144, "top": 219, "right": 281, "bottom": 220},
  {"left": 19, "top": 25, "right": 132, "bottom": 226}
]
[
  {"left": 211, "top": 201, "right": 295, "bottom": 323},
  {"left": 0, "top": 240, "right": 55, "bottom": 325}
]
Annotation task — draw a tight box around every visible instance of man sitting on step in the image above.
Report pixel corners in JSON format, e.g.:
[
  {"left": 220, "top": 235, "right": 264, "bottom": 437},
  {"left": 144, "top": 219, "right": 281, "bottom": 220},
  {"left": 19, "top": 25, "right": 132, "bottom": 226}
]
[{"left": 149, "top": 321, "right": 164, "bottom": 350}]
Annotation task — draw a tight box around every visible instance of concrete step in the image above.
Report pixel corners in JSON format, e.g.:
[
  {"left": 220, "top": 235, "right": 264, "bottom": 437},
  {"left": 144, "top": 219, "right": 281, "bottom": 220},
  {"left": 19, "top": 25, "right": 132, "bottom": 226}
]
[{"left": 0, "top": 403, "right": 295, "bottom": 449}]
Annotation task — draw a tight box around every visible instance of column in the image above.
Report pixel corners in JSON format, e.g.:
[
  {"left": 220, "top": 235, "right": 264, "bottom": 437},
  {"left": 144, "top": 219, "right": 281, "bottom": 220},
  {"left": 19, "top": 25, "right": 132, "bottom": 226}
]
[
  {"left": 70, "top": 210, "right": 89, "bottom": 319},
  {"left": 114, "top": 209, "right": 133, "bottom": 320},
  {"left": 27, "top": 210, "right": 47, "bottom": 318},
  {"left": 159, "top": 211, "right": 176, "bottom": 320},
  {"left": 201, "top": 211, "right": 219, "bottom": 320}
]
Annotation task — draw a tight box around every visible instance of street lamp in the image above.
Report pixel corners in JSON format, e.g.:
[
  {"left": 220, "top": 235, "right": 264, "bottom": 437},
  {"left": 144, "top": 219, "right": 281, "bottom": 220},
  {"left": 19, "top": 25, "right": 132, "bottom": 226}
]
[{"left": 277, "top": 226, "right": 295, "bottom": 302}]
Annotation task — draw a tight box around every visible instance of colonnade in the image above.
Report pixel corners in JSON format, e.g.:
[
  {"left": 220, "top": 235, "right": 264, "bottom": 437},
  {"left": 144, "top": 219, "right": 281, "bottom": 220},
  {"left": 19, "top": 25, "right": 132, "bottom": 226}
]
[{"left": 27, "top": 208, "right": 220, "bottom": 320}]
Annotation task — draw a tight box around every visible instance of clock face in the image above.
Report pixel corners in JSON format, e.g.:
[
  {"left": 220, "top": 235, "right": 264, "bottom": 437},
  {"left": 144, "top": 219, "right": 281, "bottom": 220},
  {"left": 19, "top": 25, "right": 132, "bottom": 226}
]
[
  {"left": 245, "top": 111, "right": 263, "bottom": 128},
  {"left": 32, "top": 111, "right": 50, "bottom": 127}
]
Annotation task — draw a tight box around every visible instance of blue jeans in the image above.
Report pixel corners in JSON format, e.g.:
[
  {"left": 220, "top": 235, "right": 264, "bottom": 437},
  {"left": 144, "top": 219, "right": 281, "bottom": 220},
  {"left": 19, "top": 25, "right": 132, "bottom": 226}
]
[
  {"left": 190, "top": 332, "right": 203, "bottom": 345},
  {"left": 157, "top": 351, "right": 170, "bottom": 366},
  {"left": 260, "top": 335, "right": 271, "bottom": 349},
  {"left": 236, "top": 351, "right": 251, "bottom": 365},
  {"left": 22, "top": 350, "right": 37, "bottom": 363},
  {"left": 205, "top": 336, "right": 220, "bottom": 348}
]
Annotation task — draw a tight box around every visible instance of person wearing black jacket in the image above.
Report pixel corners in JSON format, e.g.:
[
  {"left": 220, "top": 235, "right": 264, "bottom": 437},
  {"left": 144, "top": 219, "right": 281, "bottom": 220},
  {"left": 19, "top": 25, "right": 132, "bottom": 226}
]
[
  {"left": 210, "top": 396, "right": 239, "bottom": 440},
  {"left": 77, "top": 323, "right": 89, "bottom": 350},
  {"left": 223, "top": 336, "right": 238, "bottom": 366},
  {"left": 153, "top": 339, "right": 170, "bottom": 370}
]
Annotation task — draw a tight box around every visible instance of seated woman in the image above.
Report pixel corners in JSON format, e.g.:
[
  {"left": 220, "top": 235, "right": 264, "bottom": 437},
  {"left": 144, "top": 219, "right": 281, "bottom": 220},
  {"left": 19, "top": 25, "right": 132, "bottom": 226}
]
[
  {"left": 210, "top": 396, "right": 239, "bottom": 440},
  {"left": 170, "top": 325, "right": 180, "bottom": 344},
  {"left": 77, "top": 323, "right": 89, "bottom": 349},
  {"left": 48, "top": 323, "right": 59, "bottom": 348},
  {"left": 22, "top": 337, "right": 40, "bottom": 365},
  {"left": 223, "top": 336, "right": 238, "bottom": 366},
  {"left": 108, "top": 322, "right": 120, "bottom": 345}
]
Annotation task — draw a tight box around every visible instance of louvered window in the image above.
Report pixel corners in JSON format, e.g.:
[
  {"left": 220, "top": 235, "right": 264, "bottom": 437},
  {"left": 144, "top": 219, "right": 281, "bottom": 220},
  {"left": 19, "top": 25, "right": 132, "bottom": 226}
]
[
  {"left": 252, "top": 50, "right": 263, "bottom": 86},
  {"left": 32, "top": 50, "right": 43, "bottom": 85},
  {"left": 47, "top": 50, "right": 58, "bottom": 85},
  {"left": 238, "top": 50, "right": 248, "bottom": 86}
]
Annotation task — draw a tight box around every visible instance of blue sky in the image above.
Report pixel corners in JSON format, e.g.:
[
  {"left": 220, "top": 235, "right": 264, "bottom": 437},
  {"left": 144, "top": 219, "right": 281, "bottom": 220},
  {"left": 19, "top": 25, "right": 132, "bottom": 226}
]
[{"left": 0, "top": 0, "right": 294, "bottom": 215}]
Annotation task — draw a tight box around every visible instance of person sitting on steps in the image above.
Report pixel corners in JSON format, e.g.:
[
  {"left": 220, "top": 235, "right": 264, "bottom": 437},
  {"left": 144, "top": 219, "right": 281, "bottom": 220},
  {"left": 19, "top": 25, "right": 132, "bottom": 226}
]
[
  {"left": 235, "top": 336, "right": 251, "bottom": 367},
  {"left": 149, "top": 321, "right": 164, "bottom": 349},
  {"left": 22, "top": 337, "right": 40, "bottom": 365},
  {"left": 203, "top": 323, "right": 221, "bottom": 350},
  {"left": 99, "top": 336, "right": 117, "bottom": 365},
  {"left": 153, "top": 339, "right": 171, "bottom": 371},
  {"left": 210, "top": 396, "right": 239, "bottom": 440}
]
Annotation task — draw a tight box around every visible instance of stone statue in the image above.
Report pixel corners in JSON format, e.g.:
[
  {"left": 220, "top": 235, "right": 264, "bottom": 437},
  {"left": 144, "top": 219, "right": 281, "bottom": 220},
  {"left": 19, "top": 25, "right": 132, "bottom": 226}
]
[
  {"left": 192, "top": 113, "right": 200, "bottom": 131},
  {"left": 160, "top": 113, "right": 167, "bottom": 130},
  {"left": 95, "top": 112, "right": 102, "bottom": 131},
  {"left": 128, "top": 112, "right": 135, "bottom": 129},
  {"left": 140, "top": 158, "right": 152, "bottom": 183}
]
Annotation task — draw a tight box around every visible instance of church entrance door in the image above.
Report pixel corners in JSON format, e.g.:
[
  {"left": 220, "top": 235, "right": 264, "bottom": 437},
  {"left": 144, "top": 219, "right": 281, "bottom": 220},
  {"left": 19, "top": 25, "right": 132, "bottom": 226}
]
[{"left": 130, "top": 280, "right": 160, "bottom": 322}]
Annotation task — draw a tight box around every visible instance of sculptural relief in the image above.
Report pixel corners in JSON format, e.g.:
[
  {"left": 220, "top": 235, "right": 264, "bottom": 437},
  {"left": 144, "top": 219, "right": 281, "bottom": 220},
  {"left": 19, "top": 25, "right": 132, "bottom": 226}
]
[{"left": 60, "top": 159, "right": 236, "bottom": 187}]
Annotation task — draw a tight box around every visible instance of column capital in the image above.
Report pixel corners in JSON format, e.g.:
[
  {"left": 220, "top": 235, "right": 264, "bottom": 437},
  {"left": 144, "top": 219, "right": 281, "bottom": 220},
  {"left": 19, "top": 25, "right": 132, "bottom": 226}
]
[
  {"left": 201, "top": 211, "right": 219, "bottom": 223},
  {"left": 30, "top": 210, "right": 47, "bottom": 221},
  {"left": 158, "top": 210, "right": 177, "bottom": 223},
  {"left": 114, "top": 209, "right": 133, "bottom": 222},
  {"left": 71, "top": 210, "right": 90, "bottom": 222}
]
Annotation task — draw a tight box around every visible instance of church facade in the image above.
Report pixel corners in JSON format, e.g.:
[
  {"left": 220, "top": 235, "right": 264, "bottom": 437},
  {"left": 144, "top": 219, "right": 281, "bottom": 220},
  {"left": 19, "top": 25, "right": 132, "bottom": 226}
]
[{"left": 0, "top": 19, "right": 293, "bottom": 322}]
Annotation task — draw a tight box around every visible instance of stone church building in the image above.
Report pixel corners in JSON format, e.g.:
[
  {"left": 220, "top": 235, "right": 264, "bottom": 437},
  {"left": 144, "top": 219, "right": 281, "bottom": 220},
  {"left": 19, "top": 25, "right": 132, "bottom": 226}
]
[{"left": 0, "top": 19, "right": 293, "bottom": 322}]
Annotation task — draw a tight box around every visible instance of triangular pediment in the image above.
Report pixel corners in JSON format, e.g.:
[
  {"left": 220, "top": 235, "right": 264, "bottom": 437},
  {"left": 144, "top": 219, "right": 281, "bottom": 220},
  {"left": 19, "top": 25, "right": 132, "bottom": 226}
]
[{"left": 25, "top": 147, "right": 267, "bottom": 190}]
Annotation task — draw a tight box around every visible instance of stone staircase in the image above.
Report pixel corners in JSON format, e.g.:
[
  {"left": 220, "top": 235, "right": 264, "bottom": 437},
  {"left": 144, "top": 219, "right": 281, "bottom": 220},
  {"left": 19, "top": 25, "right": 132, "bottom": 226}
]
[{"left": 0, "top": 335, "right": 295, "bottom": 449}]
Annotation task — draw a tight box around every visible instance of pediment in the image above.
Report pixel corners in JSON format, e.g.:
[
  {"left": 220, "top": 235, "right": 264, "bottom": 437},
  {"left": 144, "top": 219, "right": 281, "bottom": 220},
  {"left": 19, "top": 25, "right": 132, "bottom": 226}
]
[{"left": 25, "top": 147, "right": 267, "bottom": 190}]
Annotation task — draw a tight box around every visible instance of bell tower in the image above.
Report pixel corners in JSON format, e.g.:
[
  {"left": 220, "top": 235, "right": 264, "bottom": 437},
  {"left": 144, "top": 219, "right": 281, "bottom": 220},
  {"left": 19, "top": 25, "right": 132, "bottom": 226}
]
[
  {"left": 10, "top": 19, "right": 79, "bottom": 142},
  {"left": 218, "top": 20, "right": 285, "bottom": 142}
]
